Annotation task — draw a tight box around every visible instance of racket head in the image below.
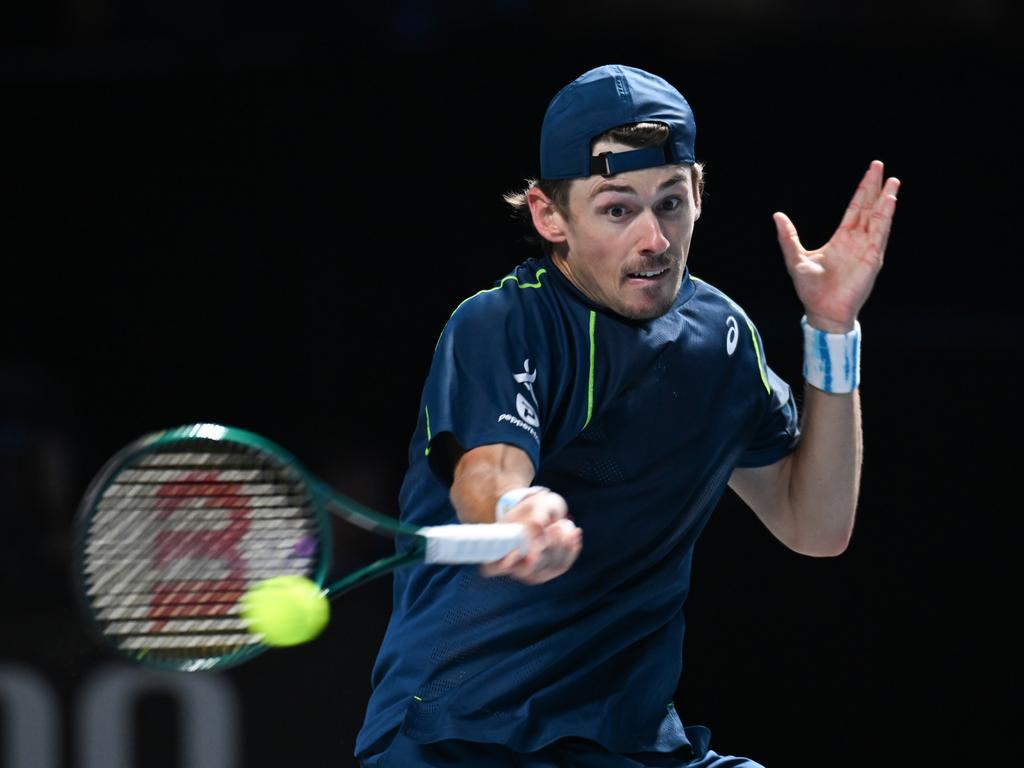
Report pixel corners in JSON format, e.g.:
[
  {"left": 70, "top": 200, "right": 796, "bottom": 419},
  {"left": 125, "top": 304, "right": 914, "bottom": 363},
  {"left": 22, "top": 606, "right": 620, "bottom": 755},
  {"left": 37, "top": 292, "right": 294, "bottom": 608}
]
[{"left": 73, "top": 424, "right": 333, "bottom": 671}]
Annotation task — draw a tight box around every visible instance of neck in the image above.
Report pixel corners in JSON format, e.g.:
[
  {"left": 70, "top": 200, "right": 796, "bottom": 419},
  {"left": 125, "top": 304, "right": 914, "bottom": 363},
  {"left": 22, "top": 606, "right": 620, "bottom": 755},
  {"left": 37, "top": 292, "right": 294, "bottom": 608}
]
[{"left": 550, "top": 251, "right": 600, "bottom": 306}]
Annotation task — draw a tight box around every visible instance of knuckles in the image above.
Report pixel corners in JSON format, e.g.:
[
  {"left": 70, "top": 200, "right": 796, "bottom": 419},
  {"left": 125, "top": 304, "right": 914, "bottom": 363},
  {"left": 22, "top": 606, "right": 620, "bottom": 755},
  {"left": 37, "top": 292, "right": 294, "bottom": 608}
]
[{"left": 480, "top": 498, "right": 581, "bottom": 585}]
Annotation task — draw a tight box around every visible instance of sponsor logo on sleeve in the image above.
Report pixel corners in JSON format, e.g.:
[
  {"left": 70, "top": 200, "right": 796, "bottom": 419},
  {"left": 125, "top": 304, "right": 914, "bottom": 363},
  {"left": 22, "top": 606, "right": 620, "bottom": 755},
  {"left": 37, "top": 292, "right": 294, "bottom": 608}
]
[
  {"left": 516, "top": 393, "right": 539, "bottom": 427},
  {"left": 498, "top": 359, "right": 541, "bottom": 443}
]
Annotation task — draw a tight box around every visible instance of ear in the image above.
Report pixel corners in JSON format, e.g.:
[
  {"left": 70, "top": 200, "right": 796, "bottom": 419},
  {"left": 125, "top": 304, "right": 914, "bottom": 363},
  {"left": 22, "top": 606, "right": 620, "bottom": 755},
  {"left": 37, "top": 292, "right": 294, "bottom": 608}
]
[
  {"left": 691, "top": 173, "right": 702, "bottom": 222},
  {"left": 527, "top": 186, "right": 569, "bottom": 245}
]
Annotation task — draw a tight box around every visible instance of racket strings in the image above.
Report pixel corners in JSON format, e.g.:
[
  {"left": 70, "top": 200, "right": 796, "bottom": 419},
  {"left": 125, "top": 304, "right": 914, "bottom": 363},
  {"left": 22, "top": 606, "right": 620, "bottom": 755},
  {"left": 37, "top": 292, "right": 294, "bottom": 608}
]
[{"left": 82, "top": 442, "right": 321, "bottom": 665}]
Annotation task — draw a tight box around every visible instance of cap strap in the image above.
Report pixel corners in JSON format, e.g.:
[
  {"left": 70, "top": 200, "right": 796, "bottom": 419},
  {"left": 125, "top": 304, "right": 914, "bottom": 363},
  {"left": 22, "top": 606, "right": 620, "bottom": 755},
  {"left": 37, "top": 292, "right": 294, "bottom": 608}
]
[{"left": 589, "top": 145, "right": 672, "bottom": 177}]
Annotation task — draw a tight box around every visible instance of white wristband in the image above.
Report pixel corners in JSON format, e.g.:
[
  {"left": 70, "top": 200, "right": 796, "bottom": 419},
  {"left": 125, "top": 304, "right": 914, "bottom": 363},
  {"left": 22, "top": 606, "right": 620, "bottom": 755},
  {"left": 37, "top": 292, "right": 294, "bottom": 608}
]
[
  {"left": 495, "top": 486, "right": 549, "bottom": 521},
  {"left": 802, "top": 316, "right": 861, "bottom": 393}
]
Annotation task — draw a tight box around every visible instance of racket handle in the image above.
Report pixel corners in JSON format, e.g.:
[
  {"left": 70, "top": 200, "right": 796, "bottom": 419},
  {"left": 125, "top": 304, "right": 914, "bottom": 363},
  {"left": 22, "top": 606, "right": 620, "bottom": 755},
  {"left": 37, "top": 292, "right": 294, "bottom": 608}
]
[{"left": 418, "top": 523, "right": 527, "bottom": 564}]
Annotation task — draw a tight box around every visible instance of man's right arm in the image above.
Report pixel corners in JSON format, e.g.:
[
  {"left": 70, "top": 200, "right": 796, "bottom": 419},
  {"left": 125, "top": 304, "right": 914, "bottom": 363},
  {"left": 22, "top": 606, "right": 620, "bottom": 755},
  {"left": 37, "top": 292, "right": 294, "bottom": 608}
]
[{"left": 449, "top": 441, "right": 582, "bottom": 585}]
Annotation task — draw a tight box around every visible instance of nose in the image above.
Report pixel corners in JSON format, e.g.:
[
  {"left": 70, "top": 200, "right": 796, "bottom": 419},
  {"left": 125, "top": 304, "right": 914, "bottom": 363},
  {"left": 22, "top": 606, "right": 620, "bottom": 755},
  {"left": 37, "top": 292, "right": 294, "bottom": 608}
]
[{"left": 636, "top": 210, "right": 670, "bottom": 255}]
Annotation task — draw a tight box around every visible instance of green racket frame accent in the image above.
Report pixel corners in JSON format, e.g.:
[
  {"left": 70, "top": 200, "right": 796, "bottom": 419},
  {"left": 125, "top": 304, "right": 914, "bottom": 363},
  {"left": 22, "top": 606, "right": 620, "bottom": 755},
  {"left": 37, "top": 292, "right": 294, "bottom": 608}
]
[{"left": 73, "top": 423, "right": 427, "bottom": 671}]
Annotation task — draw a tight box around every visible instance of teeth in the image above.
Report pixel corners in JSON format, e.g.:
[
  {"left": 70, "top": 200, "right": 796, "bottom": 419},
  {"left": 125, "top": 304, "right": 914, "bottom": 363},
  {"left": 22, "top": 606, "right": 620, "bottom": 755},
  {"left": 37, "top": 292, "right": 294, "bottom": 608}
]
[{"left": 632, "top": 269, "right": 665, "bottom": 278}]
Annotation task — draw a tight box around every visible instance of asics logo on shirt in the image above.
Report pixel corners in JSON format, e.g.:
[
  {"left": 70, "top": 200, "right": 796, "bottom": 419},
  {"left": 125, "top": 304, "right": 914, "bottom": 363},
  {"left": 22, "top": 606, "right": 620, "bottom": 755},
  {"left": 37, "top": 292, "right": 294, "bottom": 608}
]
[{"left": 726, "top": 316, "right": 739, "bottom": 356}]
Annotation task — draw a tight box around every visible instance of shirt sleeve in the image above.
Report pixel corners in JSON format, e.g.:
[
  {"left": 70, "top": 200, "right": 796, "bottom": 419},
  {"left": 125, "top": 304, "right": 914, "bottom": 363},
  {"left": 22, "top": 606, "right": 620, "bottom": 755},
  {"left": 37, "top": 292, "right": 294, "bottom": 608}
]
[
  {"left": 735, "top": 362, "right": 801, "bottom": 469},
  {"left": 421, "top": 294, "right": 547, "bottom": 477}
]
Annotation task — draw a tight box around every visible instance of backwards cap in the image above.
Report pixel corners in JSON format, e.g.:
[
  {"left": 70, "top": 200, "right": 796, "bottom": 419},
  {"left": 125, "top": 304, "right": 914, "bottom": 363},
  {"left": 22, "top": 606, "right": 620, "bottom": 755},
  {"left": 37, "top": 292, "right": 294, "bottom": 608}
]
[{"left": 539, "top": 64, "right": 696, "bottom": 180}]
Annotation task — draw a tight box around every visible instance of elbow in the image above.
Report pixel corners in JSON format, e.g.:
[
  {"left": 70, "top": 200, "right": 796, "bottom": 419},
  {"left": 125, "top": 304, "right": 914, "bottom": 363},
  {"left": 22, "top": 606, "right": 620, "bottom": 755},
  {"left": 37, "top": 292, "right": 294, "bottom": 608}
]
[
  {"left": 804, "top": 536, "right": 850, "bottom": 558},
  {"left": 786, "top": 521, "right": 853, "bottom": 558},
  {"left": 755, "top": 491, "right": 856, "bottom": 557},
  {"left": 779, "top": 494, "right": 856, "bottom": 557}
]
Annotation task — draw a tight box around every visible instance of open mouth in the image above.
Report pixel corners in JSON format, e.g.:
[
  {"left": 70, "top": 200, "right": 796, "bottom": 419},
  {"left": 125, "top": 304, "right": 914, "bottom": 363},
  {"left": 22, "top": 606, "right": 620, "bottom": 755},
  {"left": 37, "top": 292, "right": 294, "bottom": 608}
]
[{"left": 625, "top": 267, "right": 670, "bottom": 282}]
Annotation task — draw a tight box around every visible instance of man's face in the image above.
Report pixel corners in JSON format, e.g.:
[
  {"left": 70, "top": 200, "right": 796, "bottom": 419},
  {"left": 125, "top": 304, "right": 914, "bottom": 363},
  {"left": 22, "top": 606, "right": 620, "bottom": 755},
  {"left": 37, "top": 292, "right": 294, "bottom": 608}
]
[{"left": 553, "top": 140, "right": 701, "bottom": 321}]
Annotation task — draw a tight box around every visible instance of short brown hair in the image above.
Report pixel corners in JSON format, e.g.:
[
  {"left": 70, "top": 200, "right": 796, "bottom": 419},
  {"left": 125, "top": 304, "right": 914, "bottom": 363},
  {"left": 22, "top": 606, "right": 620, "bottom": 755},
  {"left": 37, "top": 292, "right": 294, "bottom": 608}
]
[{"left": 504, "top": 123, "right": 704, "bottom": 255}]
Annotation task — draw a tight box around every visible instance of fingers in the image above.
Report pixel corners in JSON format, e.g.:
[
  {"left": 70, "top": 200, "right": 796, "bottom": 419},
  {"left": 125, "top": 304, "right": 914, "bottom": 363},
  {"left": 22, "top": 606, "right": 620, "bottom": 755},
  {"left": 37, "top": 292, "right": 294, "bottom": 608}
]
[
  {"left": 481, "top": 518, "right": 581, "bottom": 581},
  {"left": 865, "top": 159, "right": 884, "bottom": 219},
  {"left": 533, "top": 519, "right": 583, "bottom": 581},
  {"left": 838, "top": 160, "right": 882, "bottom": 232},
  {"left": 773, "top": 211, "right": 805, "bottom": 267},
  {"left": 480, "top": 548, "right": 528, "bottom": 578},
  {"left": 480, "top": 497, "right": 582, "bottom": 584},
  {"left": 496, "top": 518, "right": 582, "bottom": 585},
  {"left": 867, "top": 175, "right": 900, "bottom": 262},
  {"left": 844, "top": 160, "right": 903, "bottom": 237}
]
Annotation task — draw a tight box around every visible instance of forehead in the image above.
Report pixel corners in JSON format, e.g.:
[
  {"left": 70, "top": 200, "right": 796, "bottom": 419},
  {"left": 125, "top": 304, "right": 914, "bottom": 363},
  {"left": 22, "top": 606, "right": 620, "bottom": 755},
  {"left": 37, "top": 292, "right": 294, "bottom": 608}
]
[{"left": 572, "top": 164, "right": 692, "bottom": 205}]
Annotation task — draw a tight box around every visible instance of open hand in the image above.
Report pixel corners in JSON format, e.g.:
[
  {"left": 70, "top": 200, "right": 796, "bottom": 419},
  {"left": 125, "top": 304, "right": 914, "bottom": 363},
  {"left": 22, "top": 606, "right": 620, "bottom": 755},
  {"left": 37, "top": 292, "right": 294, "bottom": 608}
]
[{"left": 773, "top": 160, "right": 900, "bottom": 333}]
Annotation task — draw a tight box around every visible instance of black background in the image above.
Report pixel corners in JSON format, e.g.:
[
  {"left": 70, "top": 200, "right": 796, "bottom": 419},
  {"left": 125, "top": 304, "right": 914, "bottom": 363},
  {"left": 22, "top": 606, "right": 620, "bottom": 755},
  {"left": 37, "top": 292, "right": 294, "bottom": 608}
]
[{"left": 2, "top": 1, "right": 1020, "bottom": 766}]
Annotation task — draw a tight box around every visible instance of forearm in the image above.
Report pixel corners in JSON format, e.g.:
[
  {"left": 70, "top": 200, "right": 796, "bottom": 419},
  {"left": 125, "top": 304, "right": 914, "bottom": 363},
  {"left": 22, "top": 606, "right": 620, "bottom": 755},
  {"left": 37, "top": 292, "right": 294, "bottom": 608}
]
[
  {"left": 449, "top": 443, "right": 536, "bottom": 523},
  {"left": 448, "top": 442, "right": 581, "bottom": 583},
  {"left": 786, "top": 383, "right": 862, "bottom": 555}
]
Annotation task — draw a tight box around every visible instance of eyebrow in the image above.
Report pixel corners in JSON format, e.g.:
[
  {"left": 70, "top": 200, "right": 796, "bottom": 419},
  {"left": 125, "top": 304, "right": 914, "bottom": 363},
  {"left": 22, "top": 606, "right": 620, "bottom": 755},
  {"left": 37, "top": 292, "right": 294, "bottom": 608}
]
[{"left": 588, "top": 173, "right": 688, "bottom": 200}]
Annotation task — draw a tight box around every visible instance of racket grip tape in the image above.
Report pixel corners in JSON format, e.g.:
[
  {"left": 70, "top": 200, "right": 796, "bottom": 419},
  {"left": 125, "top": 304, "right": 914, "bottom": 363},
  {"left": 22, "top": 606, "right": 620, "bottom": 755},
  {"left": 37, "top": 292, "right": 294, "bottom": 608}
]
[{"left": 418, "top": 523, "right": 527, "bottom": 564}]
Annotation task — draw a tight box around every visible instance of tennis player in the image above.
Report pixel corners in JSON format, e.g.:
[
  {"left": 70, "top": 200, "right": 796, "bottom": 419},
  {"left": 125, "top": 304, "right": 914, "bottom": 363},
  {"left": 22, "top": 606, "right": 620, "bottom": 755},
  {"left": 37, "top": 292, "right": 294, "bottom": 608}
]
[{"left": 355, "top": 64, "right": 899, "bottom": 767}]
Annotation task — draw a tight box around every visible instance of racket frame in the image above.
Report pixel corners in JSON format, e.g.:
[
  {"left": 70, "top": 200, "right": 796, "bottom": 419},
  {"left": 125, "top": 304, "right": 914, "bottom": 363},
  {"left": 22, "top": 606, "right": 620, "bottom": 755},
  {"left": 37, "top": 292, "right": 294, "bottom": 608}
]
[
  {"left": 73, "top": 423, "right": 518, "bottom": 671},
  {"left": 74, "top": 424, "right": 337, "bottom": 670}
]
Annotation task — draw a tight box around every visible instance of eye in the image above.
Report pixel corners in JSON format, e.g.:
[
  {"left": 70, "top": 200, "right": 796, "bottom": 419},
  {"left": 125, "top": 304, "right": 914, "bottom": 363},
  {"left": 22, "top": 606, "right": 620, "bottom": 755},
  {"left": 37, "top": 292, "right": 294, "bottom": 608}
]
[
  {"left": 607, "top": 205, "right": 628, "bottom": 218},
  {"left": 660, "top": 196, "right": 683, "bottom": 212}
]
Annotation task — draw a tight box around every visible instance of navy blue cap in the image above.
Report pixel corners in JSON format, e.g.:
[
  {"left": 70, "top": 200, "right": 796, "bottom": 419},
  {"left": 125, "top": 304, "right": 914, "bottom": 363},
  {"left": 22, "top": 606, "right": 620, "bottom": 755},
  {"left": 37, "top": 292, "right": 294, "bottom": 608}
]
[{"left": 539, "top": 64, "right": 696, "bottom": 180}]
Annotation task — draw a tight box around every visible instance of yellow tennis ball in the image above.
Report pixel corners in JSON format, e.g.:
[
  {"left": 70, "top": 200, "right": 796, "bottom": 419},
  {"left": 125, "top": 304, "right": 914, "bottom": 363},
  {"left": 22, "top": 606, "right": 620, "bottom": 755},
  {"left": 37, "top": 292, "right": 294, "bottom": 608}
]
[{"left": 240, "top": 575, "right": 330, "bottom": 647}]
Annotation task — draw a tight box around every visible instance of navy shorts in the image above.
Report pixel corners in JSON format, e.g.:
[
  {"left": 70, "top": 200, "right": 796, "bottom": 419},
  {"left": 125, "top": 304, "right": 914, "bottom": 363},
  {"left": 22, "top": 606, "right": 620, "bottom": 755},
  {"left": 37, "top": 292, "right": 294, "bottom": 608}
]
[{"left": 359, "top": 726, "right": 765, "bottom": 768}]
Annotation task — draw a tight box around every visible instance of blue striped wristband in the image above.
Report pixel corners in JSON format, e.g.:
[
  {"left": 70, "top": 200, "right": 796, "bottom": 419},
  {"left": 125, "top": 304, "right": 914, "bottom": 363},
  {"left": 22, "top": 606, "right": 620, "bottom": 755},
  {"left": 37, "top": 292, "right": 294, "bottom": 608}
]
[{"left": 801, "top": 316, "right": 861, "bottom": 393}]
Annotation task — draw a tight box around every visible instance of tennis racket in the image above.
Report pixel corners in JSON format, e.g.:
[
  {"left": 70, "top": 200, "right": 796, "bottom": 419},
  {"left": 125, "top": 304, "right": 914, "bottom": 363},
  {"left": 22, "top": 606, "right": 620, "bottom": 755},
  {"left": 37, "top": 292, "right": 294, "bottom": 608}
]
[{"left": 73, "top": 423, "right": 526, "bottom": 672}]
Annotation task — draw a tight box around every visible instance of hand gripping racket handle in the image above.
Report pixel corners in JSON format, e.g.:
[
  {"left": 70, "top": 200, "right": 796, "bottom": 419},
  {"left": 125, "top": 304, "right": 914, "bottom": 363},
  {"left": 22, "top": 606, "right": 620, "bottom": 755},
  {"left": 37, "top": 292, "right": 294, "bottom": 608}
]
[{"left": 418, "top": 523, "right": 527, "bottom": 564}]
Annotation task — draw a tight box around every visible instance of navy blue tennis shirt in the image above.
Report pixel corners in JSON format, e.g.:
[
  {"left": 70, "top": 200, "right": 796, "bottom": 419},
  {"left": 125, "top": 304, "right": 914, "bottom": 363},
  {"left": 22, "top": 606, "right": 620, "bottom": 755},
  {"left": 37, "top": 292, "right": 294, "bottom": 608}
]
[{"left": 355, "top": 254, "right": 799, "bottom": 758}]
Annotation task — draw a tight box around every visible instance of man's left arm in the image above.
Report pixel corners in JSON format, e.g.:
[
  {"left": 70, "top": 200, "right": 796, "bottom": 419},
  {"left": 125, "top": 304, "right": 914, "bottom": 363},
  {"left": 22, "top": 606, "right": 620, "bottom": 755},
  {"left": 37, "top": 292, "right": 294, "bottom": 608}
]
[
  {"left": 729, "top": 160, "right": 899, "bottom": 557},
  {"left": 729, "top": 386, "right": 860, "bottom": 556}
]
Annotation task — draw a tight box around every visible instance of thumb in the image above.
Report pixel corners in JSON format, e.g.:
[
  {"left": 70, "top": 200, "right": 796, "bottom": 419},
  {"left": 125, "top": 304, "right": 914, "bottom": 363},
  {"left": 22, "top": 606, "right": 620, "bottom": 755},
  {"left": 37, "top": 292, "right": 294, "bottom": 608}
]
[{"left": 772, "top": 211, "right": 805, "bottom": 266}]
